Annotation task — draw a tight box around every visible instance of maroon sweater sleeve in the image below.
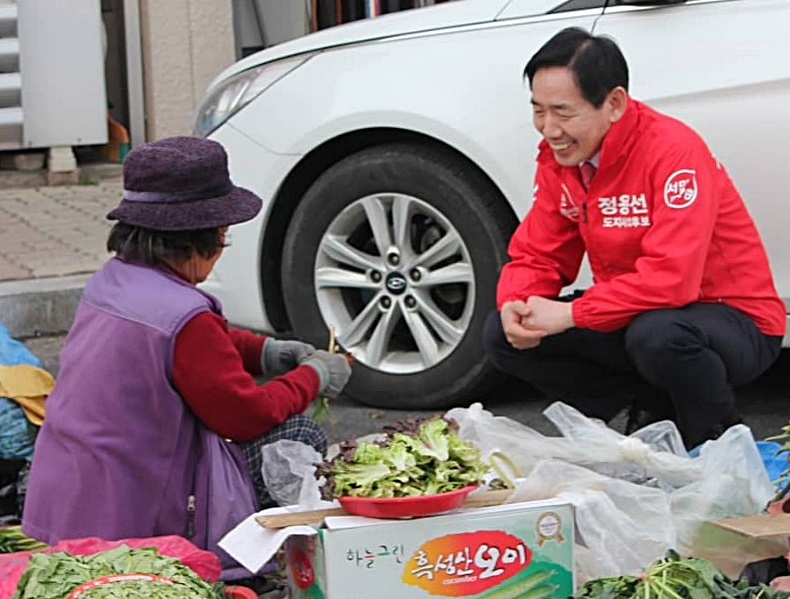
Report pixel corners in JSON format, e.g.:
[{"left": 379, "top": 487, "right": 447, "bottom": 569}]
[
  {"left": 226, "top": 326, "right": 266, "bottom": 375},
  {"left": 173, "top": 312, "right": 320, "bottom": 441}
]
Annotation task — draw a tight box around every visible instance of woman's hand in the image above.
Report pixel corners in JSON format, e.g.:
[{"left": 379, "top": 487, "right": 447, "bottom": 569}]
[
  {"left": 261, "top": 338, "right": 317, "bottom": 376},
  {"left": 301, "top": 350, "right": 352, "bottom": 398}
]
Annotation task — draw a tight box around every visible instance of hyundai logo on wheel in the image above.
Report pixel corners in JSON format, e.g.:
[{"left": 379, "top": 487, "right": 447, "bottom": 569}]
[{"left": 385, "top": 272, "right": 408, "bottom": 294}]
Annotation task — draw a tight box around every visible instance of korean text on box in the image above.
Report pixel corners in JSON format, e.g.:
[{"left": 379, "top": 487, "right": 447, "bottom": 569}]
[{"left": 285, "top": 500, "right": 574, "bottom": 599}]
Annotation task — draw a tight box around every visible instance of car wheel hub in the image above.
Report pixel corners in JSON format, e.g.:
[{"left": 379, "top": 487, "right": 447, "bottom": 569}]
[
  {"left": 384, "top": 272, "right": 408, "bottom": 295},
  {"left": 314, "top": 192, "right": 475, "bottom": 375}
]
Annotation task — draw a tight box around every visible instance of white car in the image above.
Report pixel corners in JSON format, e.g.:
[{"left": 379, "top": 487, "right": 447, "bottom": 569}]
[{"left": 194, "top": 0, "right": 790, "bottom": 410}]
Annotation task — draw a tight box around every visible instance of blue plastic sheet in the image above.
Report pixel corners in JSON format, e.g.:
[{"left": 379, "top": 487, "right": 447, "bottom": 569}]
[
  {"left": 0, "top": 398, "right": 34, "bottom": 459},
  {"left": 757, "top": 440, "right": 788, "bottom": 484},
  {"left": 0, "top": 323, "right": 41, "bottom": 459},
  {"left": 0, "top": 323, "right": 40, "bottom": 367}
]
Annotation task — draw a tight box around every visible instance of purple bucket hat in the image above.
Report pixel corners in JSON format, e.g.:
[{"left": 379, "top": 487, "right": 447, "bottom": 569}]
[{"left": 107, "top": 136, "right": 262, "bottom": 231}]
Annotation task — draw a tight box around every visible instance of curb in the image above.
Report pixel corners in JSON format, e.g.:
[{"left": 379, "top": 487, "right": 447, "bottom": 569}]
[{"left": 0, "top": 274, "right": 89, "bottom": 339}]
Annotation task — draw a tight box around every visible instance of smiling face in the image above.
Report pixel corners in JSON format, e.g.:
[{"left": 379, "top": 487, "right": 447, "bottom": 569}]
[{"left": 531, "top": 66, "right": 627, "bottom": 167}]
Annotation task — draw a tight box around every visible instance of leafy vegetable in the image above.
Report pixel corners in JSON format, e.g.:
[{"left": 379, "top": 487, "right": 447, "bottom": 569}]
[
  {"left": 767, "top": 421, "right": 790, "bottom": 502},
  {"left": 572, "top": 550, "right": 790, "bottom": 599},
  {"left": 316, "top": 415, "right": 488, "bottom": 498},
  {"left": 12, "top": 545, "right": 225, "bottom": 599},
  {"left": 0, "top": 525, "right": 47, "bottom": 553}
]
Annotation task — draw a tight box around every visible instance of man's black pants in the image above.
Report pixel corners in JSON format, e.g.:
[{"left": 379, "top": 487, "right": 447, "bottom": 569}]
[{"left": 482, "top": 302, "right": 782, "bottom": 448}]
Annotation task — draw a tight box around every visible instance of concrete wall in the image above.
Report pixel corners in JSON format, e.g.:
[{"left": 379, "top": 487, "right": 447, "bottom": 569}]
[{"left": 138, "top": 0, "right": 235, "bottom": 139}]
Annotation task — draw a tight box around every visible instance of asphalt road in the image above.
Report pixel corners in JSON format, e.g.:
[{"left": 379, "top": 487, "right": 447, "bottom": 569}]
[{"left": 23, "top": 333, "right": 790, "bottom": 446}]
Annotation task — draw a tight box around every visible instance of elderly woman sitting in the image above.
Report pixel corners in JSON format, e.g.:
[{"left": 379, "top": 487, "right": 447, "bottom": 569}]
[{"left": 22, "top": 137, "right": 351, "bottom": 576}]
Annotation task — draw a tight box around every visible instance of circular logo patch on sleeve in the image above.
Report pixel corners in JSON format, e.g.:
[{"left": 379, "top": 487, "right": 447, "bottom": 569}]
[{"left": 664, "top": 169, "right": 698, "bottom": 209}]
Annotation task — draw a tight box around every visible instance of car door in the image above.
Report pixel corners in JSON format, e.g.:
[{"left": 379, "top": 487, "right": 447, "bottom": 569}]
[{"left": 595, "top": 0, "right": 790, "bottom": 321}]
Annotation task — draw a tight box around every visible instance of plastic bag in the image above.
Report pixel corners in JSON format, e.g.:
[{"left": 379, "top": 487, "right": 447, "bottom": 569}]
[
  {"left": 449, "top": 401, "right": 773, "bottom": 499},
  {"left": 757, "top": 440, "right": 789, "bottom": 484},
  {"left": 261, "top": 439, "right": 330, "bottom": 509},
  {"left": 0, "top": 323, "right": 40, "bottom": 367},
  {"left": 446, "top": 401, "right": 778, "bottom": 579},
  {"left": 193, "top": 427, "right": 257, "bottom": 581},
  {"left": 671, "top": 424, "right": 776, "bottom": 544},
  {"left": 0, "top": 398, "right": 35, "bottom": 460},
  {"left": 508, "top": 459, "right": 675, "bottom": 581}
]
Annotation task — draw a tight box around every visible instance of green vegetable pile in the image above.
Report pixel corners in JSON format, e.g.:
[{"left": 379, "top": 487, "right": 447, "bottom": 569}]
[
  {"left": 572, "top": 550, "right": 789, "bottom": 599},
  {"left": 0, "top": 525, "right": 48, "bottom": 554},
  {"left": 12, "top": 545, "right": 225, "bottom": 599},
  {"left": 316, "top": 415, "right": 488, "bottom": 498},
  {"left": 767, "top": 421, "right": 790, "bottom": 503}
]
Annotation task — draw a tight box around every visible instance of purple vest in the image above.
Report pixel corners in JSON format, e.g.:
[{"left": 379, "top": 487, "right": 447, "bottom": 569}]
[{"left": 23, "top": 258, "right": 244, "bottom": 549}]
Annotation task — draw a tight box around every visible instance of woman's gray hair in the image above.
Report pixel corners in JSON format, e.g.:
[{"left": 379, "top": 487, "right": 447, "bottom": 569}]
[{"left": 106, "top": 223, "right": 226, "bottom": 265}]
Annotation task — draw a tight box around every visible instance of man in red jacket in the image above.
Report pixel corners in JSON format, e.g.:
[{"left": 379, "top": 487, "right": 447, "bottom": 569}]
[{"left": 483, "top": 27, "right": 785, "bottom": 449}]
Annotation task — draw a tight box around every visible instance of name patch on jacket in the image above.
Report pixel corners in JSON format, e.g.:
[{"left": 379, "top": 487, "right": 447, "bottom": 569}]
[{"left": 598, "top": 194, "right": 650, "bottom": 228}]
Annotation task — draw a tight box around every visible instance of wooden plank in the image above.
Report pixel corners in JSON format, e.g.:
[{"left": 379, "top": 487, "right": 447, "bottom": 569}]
[
  {"left": 709, "top": 513, "right": 790, "bottom": 539},
  {"left": 257, "top": 507, "right": 345, "bottom": 528},
  {"left": 256, "top": 489, "right": 515, "bottom": 529}
]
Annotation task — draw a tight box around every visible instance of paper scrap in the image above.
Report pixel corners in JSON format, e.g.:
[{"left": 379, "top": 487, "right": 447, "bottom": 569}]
[{"left": 219, "top": 506, "right": 318, "bottom": 573}]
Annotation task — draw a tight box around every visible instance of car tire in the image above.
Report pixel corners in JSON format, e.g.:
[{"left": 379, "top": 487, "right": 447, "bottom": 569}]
[{"left": 281, "top": 143, "right": 516, "bottom": 410}]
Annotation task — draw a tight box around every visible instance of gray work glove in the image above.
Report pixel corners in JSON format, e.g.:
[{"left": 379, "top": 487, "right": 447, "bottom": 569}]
[
  {"left": 261, "top": 338, "right": 317, "bottom": 377},
  {"left": 301, "top": 350, "right": 352, "bottom": 398}
]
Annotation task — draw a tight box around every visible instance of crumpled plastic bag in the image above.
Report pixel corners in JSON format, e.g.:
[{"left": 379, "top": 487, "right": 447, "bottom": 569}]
[
  {"left": 448, "top": 402, "right": 703, "bottom": 489},
  {"left": 449, "top": 401, "right": 773, "bottom": 503},
  {"left": 260, "top": 439, "right": 330, "bottom": 509},
  {"left": 671, "top": 424, "right": 777, "bottom": 547},
  {"left": 508, "top": 459, "right": 675, "bottom": 581},
  {"left": 446, "top": 401, "right": 779, "bottom": 579}
]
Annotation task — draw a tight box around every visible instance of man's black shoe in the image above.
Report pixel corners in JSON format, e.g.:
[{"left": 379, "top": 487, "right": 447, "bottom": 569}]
[
  {"left": 625, "top": 405, "right": 669, "bottom": 435},
  {"left": 685, "top": 414, "right": 744, "bottom": 450},
  {"left": 624, "top": 390, "right": 675, "bottom": 435}
]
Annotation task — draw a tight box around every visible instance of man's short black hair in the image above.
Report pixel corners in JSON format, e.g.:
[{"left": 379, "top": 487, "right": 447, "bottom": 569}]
[{"left": 524, "top": 27, "right": 629, "bottom": 108}]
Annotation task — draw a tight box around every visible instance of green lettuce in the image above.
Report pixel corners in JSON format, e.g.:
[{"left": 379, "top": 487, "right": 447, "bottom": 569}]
[{"left": 317, "top": 415, "right": 488, "bottom": 498}]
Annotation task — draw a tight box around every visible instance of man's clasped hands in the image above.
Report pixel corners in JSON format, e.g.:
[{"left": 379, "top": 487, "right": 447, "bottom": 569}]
[{"left": 500, "top": 296, "right": 575, "bottom": 350}]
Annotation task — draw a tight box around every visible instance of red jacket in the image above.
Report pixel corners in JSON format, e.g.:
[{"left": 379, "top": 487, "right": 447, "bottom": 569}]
[{"left": 497, "top": 98, "right": 786, "bottom": 336}]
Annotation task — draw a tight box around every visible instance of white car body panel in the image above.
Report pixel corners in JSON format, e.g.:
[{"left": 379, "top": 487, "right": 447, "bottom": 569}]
[
  {"left": 217, "top": 0, "right": 516, "bottom": 82},
  {"left": 211, "top": 12, "right": 601, "bottom": 329},
  {"left": 226, "top": 16, "right": 600, "bottom": 206},
  {"left": 202, "top": 122, "right": 299, "bottom": 332},
  {"left": 204, "top": 0, "right": 790, "bottom": 343}
]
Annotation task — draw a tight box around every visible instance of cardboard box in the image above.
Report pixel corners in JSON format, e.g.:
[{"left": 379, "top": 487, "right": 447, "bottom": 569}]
[
  {"left": 284, "top": 500, "right": 574, "bottom": 599},
  {"left": 692, "top": 515, "right": 790, "bottom": 580},
  {"left": 709, "top": 512, "right": 790, "bottom": 539}
]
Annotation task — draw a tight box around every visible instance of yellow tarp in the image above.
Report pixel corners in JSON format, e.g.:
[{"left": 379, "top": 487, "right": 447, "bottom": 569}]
[{"left": 0, "top": 364, "right": 53, "bottom": 425}]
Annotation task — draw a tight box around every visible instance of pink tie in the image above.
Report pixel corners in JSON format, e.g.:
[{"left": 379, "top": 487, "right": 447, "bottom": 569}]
[{"left": 580, "top": 161, "right": 596, "bottom": 191}]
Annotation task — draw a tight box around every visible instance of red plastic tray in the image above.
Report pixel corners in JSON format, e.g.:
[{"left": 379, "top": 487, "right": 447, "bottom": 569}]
[
  {"left": 224, "top": 586, "right": 259, "bottom": 599},
  {"left": 338, "top": 485, "right": 477, "bottom": 519}
]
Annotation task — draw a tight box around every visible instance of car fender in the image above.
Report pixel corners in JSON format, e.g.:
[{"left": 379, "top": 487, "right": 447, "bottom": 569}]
[
  {"left": 202, "top": 123, "right": 303, "bottom": 332},
  {"left": 226, "top": 14, "right": 602, "bottom": 221}
]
